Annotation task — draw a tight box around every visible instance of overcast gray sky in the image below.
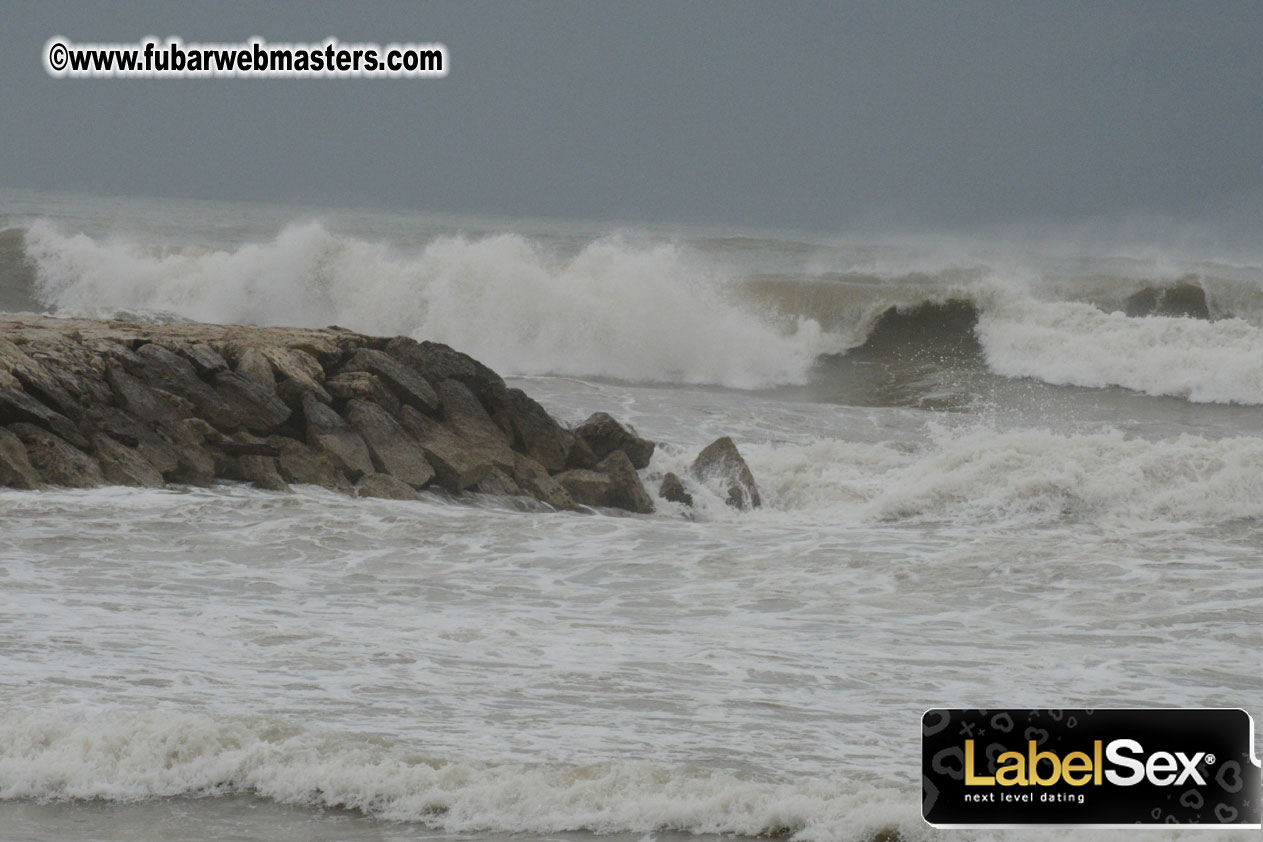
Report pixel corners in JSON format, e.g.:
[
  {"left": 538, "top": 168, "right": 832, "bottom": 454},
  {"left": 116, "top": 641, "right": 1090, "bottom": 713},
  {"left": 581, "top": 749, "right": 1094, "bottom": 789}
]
[{"left": 3, "top": 1, "right": 1262, "bottom": 233}]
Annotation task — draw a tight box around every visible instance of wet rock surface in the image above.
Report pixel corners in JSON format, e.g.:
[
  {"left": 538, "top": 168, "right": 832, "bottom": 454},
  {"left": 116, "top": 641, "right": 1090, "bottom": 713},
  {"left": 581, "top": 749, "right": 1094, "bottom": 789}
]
[{"left": 0, "top": 316, "right": 680, "bottom": 514}]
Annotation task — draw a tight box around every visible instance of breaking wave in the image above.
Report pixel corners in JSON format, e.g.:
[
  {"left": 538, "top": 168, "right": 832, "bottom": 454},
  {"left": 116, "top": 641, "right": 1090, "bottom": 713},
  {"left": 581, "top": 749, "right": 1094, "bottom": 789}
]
[
  {"left": 0, "top": 712, "right": 912, "bottom": 841},
  {"left": 9, "top": 220, "right": 1263, "bottom": 402}
]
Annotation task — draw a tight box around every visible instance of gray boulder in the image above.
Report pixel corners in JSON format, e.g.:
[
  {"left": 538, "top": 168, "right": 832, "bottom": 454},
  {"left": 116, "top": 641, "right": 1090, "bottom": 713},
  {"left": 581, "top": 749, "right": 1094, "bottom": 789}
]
[
  {"left": 301, "top": 392, "right": 374, "bottom": 480},
  {"left": 92, "top": 434, "right": 164, "bottom": 488},
  {"left": 398, "top": 405, "right": 492, "bottom": 492},
  {"left": 9, "top": 423, "right": 103, "bottom": 488},
  {"left": 210, "top": 371, "right": 292, "bottom": 433},
  {"left": 555, "top": 451, "right": 653, "bottom": 514},
  {"left": 235, "top": 346, "right": 277, "bottom": 391},
  {"left": 502, "top": 388, "right": 573, "bottom": 473},
  {"left": 325, "top": 370, "right": 401, "bottom": 416},
  {"left": 659, "top": 471, "right": 693, "bottom": 507},
  {"left": 574, "top": 412, "right": 655, "bottom": 469},
  {"left": 690, "top": 436, "right": 761, "bottom": 510},
  {"left": 343, "top": 348, "right": 439, "bottom": 413},
  {"left": 266, "top": 435, "right": 353, "bottom": 494},
  {"left": 0, "top": 428, "right": 42, "bottom": 488},
  {"left": 437, "top": 379, "right": 516, "bottom": 472},
  {"left": 512, "top": 453, "right": 577, "bottom": 510},
  {"left": 344, "top": 399, "right": 435, "bottom": 489}
]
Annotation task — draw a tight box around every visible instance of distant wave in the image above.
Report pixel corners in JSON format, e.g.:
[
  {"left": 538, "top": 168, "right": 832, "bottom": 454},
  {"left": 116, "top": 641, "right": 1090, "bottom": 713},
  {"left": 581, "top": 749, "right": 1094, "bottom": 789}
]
[
  {"left": 0, "top": 711, "right": 912, "bottom": 841},
  {"left": 11, "top": 220, "right": 1263, "bottom": 403},
  {"left": 738, "top": 427, "right": 1263, "bottom": 525}
]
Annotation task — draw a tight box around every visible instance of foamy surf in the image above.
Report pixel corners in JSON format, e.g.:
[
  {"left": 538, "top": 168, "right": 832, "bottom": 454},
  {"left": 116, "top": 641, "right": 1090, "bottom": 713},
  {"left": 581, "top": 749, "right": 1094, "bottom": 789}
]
[
  {"left": 0, "top": 712, "right": 911, "bottom": 841},
  {"left": 19, "top": 220, "right": 837, "bottom": 388}
]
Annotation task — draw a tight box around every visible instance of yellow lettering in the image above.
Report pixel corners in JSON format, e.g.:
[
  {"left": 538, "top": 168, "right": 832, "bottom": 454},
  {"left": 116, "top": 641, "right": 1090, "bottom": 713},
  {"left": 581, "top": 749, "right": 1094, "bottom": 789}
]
[{"left": 965, "top": 739, "right": 995, "bottom": 785}]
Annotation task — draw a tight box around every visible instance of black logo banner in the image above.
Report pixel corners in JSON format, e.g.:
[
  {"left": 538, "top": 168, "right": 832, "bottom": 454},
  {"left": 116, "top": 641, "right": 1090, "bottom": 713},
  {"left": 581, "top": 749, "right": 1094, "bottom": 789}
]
[{"left": 922, "top": 708, "right": 1260, "bottom": 827}]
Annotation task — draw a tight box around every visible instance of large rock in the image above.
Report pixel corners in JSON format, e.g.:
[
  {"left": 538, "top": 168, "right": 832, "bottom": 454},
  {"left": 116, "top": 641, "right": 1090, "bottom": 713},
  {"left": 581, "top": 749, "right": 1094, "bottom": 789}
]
[
  {"left": 344, "top": 399, "right": 435, "bottom": 488},
  {"left": 301, "top": 392, "right": 374, "bottom": 480},
  {"left": 235, "top": 347, "right": 277, "bottom": 391},
  {"left": 0, "top": 386, "right": 88, "bottom": 448},
  {"left": 554, "top": 452, "right": 653, "bottom": 514},
  {"left": 436, "top": 379, "right": 516, "bottom": 472},
  {"left": 325, "top": 370, "right": 401, "bottom": 416},
  {"left": 177, "top": 343, "right": 229, "bottom": 377},
  {"left": 130, "top": 343, "right": 225, "bottom": 423},
  {"left": 160, "top": 418, "right": 217, "bottom": 486},
  {"left": 573, "top": 412, "right": 655, "bottom": 469},
  {"left": 266, "top": 435, "right": 353, "bottom": 494},
  {"left": 210, "top": 371, "right": 292, "bottom": 433},
  {"left": 0, "top": 336, "right": 82, "bottom": 419},
  {"left": 659, "top": 472, "right": 693, "bottom": 507},
  {"left": 343, "top": 348, "right": 439, "bottom": 413},
  {"left": 355, "top": 472, "right": 423, "bottom": 501},
  {"left": 690, "top": 436, "right": 761, "bottom": 510},
  {"left": 385, "top": 337, "right": 508, "bottom": 402},
  {"left": 9, "top": 423, "right": 103, "bottom": 488},
  {"left": 601, "top": 450, "right": 655, "bottom": 513},
  {"left": 91, "top": 433, "right": 164, "bottom": 488},
  {"left": 398, "top": 405, "right": 492, "bottom": 492},
  {"left": 511, "top": 453, "right": 577, "bottom": 510},
  {"left": 473, "top": 466, "right": 523, "bottom": 497},
  {"left": 502, "top": 388, "right": 574, "bottom": 473},
  {"left": 105, "top": 365, "right": 187, "bottom": 427},
  {"left": 0, "top": 427, "right": 42, "bottom": 488}
]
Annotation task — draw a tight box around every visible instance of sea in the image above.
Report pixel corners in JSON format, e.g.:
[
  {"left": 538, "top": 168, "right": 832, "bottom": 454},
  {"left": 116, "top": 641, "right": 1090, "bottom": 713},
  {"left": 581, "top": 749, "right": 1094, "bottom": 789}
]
[{"left": 0, "top": 188, "right": 1260, "bottom": 841}]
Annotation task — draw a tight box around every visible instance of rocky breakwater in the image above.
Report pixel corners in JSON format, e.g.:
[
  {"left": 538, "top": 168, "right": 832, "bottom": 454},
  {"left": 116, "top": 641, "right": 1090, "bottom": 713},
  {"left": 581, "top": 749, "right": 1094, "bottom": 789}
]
[{"left": 0, "top": 315, "right": 660, "bottom": 513}]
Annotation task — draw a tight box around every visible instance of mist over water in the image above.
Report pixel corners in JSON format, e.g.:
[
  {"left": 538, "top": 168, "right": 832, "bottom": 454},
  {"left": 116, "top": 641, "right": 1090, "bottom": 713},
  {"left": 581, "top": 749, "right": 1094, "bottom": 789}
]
[{"left": 2, "top": 190, "right": 1262, "bottom": 842}]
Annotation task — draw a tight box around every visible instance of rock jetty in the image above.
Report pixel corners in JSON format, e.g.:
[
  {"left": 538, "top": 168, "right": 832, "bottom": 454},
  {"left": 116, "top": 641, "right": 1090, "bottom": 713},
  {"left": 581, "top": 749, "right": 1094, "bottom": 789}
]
[{"left": 0, "top": 315, "right": 660, "bottom": 513}]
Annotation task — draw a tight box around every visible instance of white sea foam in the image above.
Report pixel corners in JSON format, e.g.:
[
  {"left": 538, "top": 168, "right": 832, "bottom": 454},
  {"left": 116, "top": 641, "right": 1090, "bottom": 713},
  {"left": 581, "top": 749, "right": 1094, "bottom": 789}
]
[
  {"left": 22, "top": 221, "right": 837, "bottom": 388},
  {"left": 0, "top": 712, "right": 914, "bottom": 841},
  {"left": 977, "top": 298, "right": 1263, "bottom": 404},
  {"left": 740, "top": 427, "right": 1263, "bottom": 525}
]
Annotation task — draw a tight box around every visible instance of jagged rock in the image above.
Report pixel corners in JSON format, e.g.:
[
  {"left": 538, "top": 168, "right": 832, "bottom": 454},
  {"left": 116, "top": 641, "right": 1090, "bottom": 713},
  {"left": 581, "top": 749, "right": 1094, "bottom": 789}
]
[
  {"left": 91, "top": 434, "right": 165, "bottom": 488},
  {"left": 239, "top": 456, "right": 288, "bottom": 491},
  {"left": 596, "top": 450, "right": 654, "bottom": 513},
  {"left": 161, "top": 418, "right": 217, "bottom": 486},
  {"left": 474, "top": 466, "right": 523, "bottom": 497},
  {"left": 566, "top": 435, "right": 599, "bottom": 470},
  {"left": 80, "top": 405, "right": 181, "bottom": 476},
  {"left": 502, "top": 388, "right": 573, "bottom": 472},
  {"left": 690, "top": 436, "right": 761, "bottom": 510},
  {"left": 301, "top": 392, "right": 374, "bottom": 480},
  {"left": 235, "top": 347, "right": 277, "bottom": 391},
  {"left": 0, "top": 428, "right": 42, "bottom": 488},
  {"left": 325, "top": 370, "right": 401, "bottom": 416},
  {"left": 511, "top": 453, "right": 577, "bottom": 510},
  {"left": 0, "top": 386, "right": 88, "bottom": 448},
  {"left": 266, "top": 347, "right": 331, "bottom": 409},
  {"left": 276, "top": 377, "right": 333, "bottom": 412},
  {"left": 179, "top": 343, "right": 229, "bottom": 377},
  {"left": 344, "top": 348, "right": 439, "bottom": 413},
  {"left": 344, "top": 399, "right": 435, "bottom": 488},
  {"left": 437, "top": 379, "right": 517, "bottom": 472},
  {"left": 9, "top": 423, "right": 104, "bottom": 487},
  {"left": 130, "top": 343, "right": 224, "bottom": 421},
  {"left": 553, "top": 451, "right": 652, "bottom": 513},
  {"left": 266, "top": 436, "right": 353, "bottom": 494},
  {"left": 385, "top": 337, "right": 508, "bottom": 402},
  {"left": 398, "top": 405, "right": 491, "bottom": 492},
  {"left": 355, "top": 472, "right": 423, "bottom": 501},
  {"left": 105, "top": 365, "right": 186, "bottom": 426},
  {"left": 0, "top": 337, "right": 82, "bottom": 419},
  {"left": 659, "top": 472, "right": 693, "bottom": 507},
  {"left": 210, "top": 371, "right": 291, "bottom": 433},
  {"left": 573, "top": 412, "right": 655, "bottom": 469}
]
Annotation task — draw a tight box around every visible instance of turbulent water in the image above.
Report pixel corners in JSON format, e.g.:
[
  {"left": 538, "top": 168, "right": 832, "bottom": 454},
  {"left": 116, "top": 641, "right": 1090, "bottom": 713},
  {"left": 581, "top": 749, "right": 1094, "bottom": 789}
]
[{"left": 1, "top": 188, "right": 1262, "bottom": 842}]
